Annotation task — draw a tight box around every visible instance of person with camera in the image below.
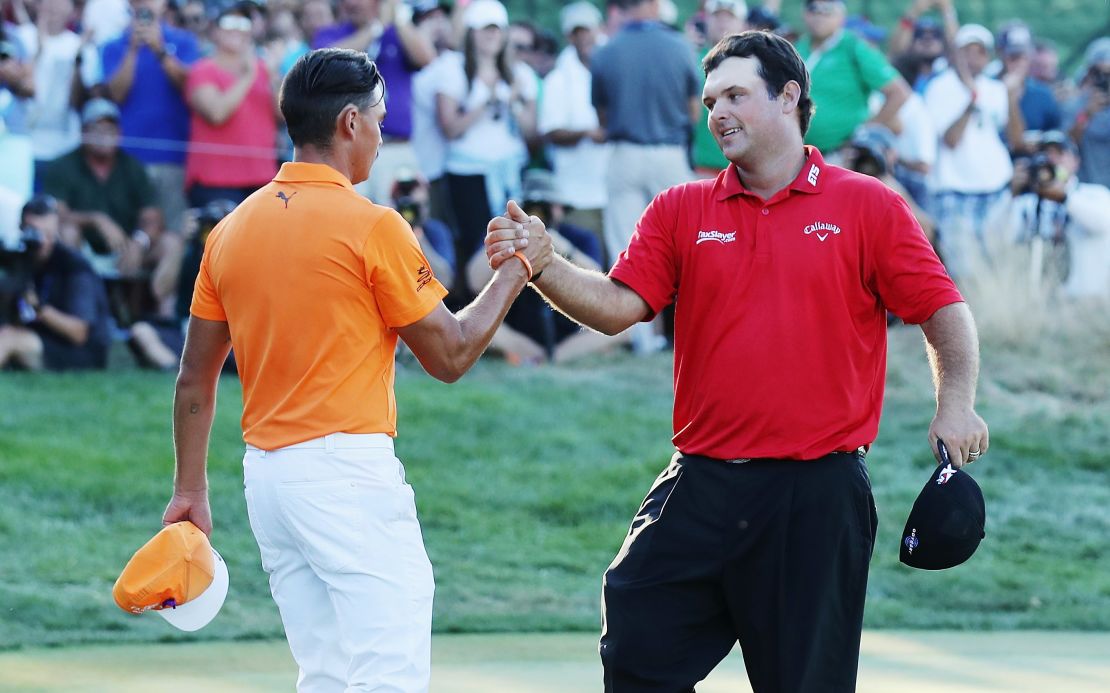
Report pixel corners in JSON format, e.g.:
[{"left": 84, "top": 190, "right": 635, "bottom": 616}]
[
  {"left": 1065, "top": 39, "right": 1110, "bottom": 190},
  {"left": 0, "top": 194, "right": 111, "bottom": 371},
  {"left": 1008, "top": 131, "right": 1110, "bottom": 299},
  {"left": 101, "top": 0, "right": 200, "bottom": 233}
]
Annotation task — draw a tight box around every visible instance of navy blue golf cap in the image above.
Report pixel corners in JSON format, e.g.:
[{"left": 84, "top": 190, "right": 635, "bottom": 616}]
[{"left": 900, "top": 441, "right": 986, "bottom": 570}]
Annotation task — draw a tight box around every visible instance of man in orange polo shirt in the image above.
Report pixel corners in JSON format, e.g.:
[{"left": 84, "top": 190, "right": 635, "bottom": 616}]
[{"left": 161, "top": 48, "right": 551, "bottom": 693}]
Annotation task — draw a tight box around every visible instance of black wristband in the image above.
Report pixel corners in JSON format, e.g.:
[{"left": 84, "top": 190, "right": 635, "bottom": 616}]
[{"left": 529, "top": 270, "right": 543, "bottom": 283}]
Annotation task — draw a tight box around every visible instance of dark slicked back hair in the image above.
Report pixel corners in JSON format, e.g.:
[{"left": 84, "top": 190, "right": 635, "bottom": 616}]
[
  {"left": 702, "top": 31, "right": 815, "bottom": 137},
  {"left": 280, "top": 48, "right": 385, "bottom": 150}
]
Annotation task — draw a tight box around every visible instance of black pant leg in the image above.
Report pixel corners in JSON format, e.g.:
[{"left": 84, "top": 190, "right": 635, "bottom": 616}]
[
  {"left": 724, "top": 454, "right": 877, "bottom": 693},
  {"left": 601, "top": 457, "right": 739, "bottom": 693},
  {"left": 444, "top": 173, "right": 492, "bottom": 298}
]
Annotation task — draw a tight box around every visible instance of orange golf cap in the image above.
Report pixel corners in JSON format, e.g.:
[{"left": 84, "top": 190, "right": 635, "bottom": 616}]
[{"left": 113, "top": 521, "right": 229, "bottom": 632}]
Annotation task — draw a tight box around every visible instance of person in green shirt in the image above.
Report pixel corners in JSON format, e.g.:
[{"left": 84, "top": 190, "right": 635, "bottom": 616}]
[
  {"left": 795, "top": 0, "right": 910, "bottom": 160},
  {"left": 692, "top": 0, "right": 748, "bottom": 176}
]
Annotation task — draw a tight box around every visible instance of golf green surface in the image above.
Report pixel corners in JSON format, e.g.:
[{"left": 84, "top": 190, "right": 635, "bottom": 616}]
[{"left": 2, "top": 631, "right": 1108, "bottom": 692}]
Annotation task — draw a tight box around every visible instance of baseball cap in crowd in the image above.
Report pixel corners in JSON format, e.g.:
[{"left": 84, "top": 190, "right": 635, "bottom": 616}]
[
  {"left": 705, "top": 0, "right": 747, "bottom": 18},
  {"left": 955, "top": 23, "right": 994, "bottom": 50},
  {"left": 560, "top": 1, "right": 602, "bottom": 35},
  {"left": 1040, "top": 129, "right": 1078, "bottom": 155},
  {"left": 81, "top": 98, "right": 120, "bottom": 126},
  {"left": 113, "top": 521, "right": 229, "bottom": 631},
  {"left": 900, "top": 441, "right": 986, "bottom": 570},
  {"left": 1083, "top": 37, "right": 1110, "bottom": 69},
  {"left": 464, "top": 0, "right": 508, "bottom": 30},
  {"left": 746, "top": 6, "right": 780, "bottom": 32},
  {"left": 997, "top": 20, "right": 1033, "bottom": 56}
]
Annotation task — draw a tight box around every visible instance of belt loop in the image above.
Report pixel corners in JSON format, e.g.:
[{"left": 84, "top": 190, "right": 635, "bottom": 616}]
[{"left": 325, "top": 434, "right": 335, "bottom": 454}]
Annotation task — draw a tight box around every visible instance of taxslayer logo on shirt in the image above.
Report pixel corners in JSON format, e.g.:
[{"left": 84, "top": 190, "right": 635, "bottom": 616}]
[
  {"left": 696, "top": 230, "right": 736, "bottom": 245},
  {"left": 803, "top": 220, "right": 842, "bottom": 242}
]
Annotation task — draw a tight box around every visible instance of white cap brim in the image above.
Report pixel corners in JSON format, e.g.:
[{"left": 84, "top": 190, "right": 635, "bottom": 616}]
[{"left": 156, "top": 548, "right": 228, "bottom": 632}]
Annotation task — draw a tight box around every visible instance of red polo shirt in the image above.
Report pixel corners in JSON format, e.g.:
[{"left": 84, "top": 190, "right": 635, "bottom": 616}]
[{"left": 609, "top": 147, "right": 962, "bottom": 460}]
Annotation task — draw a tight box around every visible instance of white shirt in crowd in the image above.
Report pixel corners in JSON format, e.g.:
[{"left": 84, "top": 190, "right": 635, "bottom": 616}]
[
  {"left": 539, "top": 45, "right": 610, "bottom": 211},
  {"left": 82, "top": 0, "right": 130, "bottom": 46},
  {"left": 434, "top": 51, "right": 537, "bottom": 174},
  {"left": 15, "top": 26, "right": 100, "bottom": 161},
  {"left": 410, "top": 51, "right": 457, "bottom": 183},
  {"left": 1060, "top": 182, "right": 1110, "bottom": 299},
  {"left": 925, "top": 68, "right": 1013, "bottom": 194},
  {"left": 894, "top": 91, "right": 936, "bottom": 171}
]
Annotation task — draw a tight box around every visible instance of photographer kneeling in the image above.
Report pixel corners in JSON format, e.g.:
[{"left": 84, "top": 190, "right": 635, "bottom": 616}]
[
  {"left": 0, "top": 195, "right": 111, "bottom": 371},
  {"left": 1009, "top": 131, "right": 1110, "bottom": 299}
]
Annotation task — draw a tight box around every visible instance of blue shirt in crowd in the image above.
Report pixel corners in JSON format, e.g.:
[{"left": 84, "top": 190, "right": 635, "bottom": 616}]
[{"left": 101, "top": 24, "right": 199, "bottom": 165}]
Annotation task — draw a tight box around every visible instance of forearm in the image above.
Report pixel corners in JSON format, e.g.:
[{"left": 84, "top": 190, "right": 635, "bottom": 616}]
[
  {"left": 36, "top": 305, "right": 89, "bottom": 344},
  {"left": 872, "top": 81, "right": 909, "bottom": 132},
  {"left": 395, "top": 20, "right": 435, "bottom": 67},
  {"left": 547, "top": 128, "right": 587, "bottom": 146},
  {"left": 434, "top": 263, "right": 530, "bottom": 381},
  {"left": 532, "top": 256, "right": 646, "bottom": 336},
  {"left": 1006, "top": 95, "right": 1026, "bottom": 151},
  {"left": 440, "top": 104, "right": 485, "bottom": 139},
  {"left": 107, "top": 48, "right": 139, "bottom": 102},
  {"left": 160, "top": 54, "right": 190, "bottom": 90},
  {"left": 942, "top": 108, "right": 973, "bottom": 149},
  {"left": 194, "top": 77, "right": 255, "bottom": 125},
  {"left": 921, "top": 302, "right": 979, "bottom": 412},
  {"left": 172, "top": 378, "right": 217, "bottom": 492}
]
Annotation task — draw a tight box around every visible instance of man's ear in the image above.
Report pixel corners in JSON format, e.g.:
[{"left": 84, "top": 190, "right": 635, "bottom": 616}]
[
  {"left": 780, "top": 80, "right": 801, "bottom": 115},
  {"left": 336, "top": 103, "right": 359, "bottom": 142}
]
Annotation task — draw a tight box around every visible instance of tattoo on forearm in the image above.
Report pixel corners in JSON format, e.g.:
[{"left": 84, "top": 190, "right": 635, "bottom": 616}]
[{"left": 190, "top": 404, "right": 199, "bottom": 414}]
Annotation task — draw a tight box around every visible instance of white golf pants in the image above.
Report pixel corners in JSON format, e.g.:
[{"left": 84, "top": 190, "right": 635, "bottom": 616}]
[{"left": 243, "top": 433, "right": 434, "bottom": 693}]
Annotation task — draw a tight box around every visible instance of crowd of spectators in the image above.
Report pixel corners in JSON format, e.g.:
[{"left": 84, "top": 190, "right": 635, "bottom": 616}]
[{"left": 1, "top": 0, "right": 1107, "bottom": 372}]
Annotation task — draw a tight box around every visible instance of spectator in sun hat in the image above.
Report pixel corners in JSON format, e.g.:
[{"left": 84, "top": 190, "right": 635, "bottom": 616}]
[{"left": 539, "top": 1, "right": 610, "bottom": 261}]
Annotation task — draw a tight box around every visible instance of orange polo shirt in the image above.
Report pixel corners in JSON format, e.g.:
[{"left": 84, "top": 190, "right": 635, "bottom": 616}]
[{"left": 190, "top": 162, "right": 448, "bottom": 450}]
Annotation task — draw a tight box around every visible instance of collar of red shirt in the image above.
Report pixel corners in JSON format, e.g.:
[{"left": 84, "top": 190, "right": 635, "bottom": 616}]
[
  {"left": 273, "top": 162, "right": 355, "bottom": 190},
  {"left": 714, "top": 145, "right": 827, "bottom": 204}
]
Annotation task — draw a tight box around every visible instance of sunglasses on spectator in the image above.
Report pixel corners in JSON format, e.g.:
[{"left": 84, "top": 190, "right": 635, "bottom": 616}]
[
  {"left": 805, "top": 1, "right": 843, "bottom": 15},
  {"left": 218, "top": 14, "right": 253, "bottom": 32}
]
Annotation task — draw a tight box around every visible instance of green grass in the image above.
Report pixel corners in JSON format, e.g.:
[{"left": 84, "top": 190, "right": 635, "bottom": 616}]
[{"left": 2, "top": 292, "right": 1109, "bottom": 650}]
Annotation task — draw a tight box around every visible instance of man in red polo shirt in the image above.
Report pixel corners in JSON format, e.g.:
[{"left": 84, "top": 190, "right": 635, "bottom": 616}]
[{"left": 487, "top": 32, "right": 988, "bottom": 692}]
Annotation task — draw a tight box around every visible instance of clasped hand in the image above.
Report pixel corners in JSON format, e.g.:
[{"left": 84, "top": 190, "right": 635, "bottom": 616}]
[{"left": 484, "top": 200, "right": 553, "bottom": 278}]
